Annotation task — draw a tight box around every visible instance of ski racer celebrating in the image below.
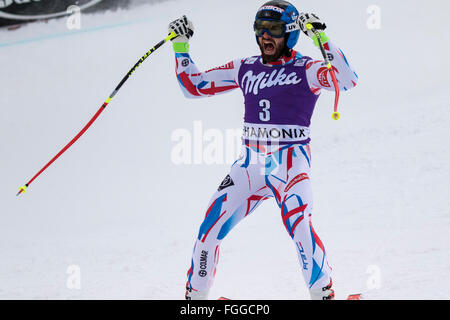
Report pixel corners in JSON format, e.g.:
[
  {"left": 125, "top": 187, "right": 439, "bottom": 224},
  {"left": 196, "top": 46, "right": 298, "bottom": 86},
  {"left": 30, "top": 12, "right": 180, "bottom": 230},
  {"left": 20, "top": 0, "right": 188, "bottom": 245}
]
[{"left": 168, "top": 1, "right": 358, "bottom": 300}]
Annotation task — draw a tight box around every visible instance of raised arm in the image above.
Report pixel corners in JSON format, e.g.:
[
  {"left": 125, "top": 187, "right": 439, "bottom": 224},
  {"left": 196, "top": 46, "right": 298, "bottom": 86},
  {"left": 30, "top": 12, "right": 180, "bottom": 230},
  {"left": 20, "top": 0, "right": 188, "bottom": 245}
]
[
  {"left": 169, "top": 16, "right": 242, "bottom": 99},
  {"left": 298, "top": 13, "right": 358, "bottom": 94}
]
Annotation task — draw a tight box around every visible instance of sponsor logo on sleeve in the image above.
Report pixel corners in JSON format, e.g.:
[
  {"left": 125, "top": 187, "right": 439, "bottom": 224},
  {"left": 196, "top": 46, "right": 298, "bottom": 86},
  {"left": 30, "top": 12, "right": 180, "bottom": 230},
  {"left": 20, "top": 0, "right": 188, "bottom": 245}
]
[
  {"left": 317, "top": 66, "right": 331, "bottom": 87},
  {"left": 181, "top": 58, "right": 190, "bottom": 67},
  {"left": 317, "top": 65, "right": 338, "bottom": 88},
  {"left": 205, "top": 62, "right": 234, "bottom": 73}
]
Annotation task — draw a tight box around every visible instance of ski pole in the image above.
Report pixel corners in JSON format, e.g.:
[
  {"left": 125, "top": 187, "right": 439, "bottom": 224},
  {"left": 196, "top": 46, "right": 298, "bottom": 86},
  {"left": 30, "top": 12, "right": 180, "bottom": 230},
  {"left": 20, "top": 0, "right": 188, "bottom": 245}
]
[
  {"left": 16, "top": 31, "right": 179, "bottom": 196},
  {"left": 306, "top": 23, "right": 340, "bottom": 121}
]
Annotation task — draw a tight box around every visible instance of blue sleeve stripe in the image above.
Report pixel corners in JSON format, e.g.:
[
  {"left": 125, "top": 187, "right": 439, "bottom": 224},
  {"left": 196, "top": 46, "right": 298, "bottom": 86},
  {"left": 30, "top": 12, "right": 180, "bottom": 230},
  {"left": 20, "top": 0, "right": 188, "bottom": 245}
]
[
  {"left": 197, "top": 81, "right": 209, "bottom": 89},
  {"left": 175, "top": 52, "right": 190, "bottom": 58},
  {"left": 338, "top": 48, "right": 350, "bottom": 67}
]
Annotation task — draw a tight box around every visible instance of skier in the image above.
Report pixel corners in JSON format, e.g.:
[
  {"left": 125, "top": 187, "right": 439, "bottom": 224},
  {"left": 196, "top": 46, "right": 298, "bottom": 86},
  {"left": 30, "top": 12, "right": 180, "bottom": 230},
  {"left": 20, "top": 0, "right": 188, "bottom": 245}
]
[{"left": 168, "top": 1, "right": 358, "bottom": 300}]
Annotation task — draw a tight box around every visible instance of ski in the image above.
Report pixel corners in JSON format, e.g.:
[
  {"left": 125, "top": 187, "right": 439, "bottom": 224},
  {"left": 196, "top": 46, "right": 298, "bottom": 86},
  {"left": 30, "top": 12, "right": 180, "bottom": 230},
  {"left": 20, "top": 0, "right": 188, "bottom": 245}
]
[
  {"left": 218, "top": 293, "right": 363, "bottom": 300},
  {"left": 346, "top": 293, "right": 363, "bottom": 300}
]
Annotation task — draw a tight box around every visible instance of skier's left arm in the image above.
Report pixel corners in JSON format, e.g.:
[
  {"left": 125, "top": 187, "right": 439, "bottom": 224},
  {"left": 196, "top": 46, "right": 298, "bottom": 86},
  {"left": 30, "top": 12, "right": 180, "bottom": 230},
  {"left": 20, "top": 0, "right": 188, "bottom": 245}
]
[{"left": 298, "top": 13, "right": 359, "bottom": 93}]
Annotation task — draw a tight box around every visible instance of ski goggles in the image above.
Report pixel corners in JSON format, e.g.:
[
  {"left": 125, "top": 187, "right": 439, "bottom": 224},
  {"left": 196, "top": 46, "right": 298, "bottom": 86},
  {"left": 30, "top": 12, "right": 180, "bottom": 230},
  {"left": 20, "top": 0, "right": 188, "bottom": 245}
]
[{"left": 254, "top": 19, "right": 299, "bottom": 38}]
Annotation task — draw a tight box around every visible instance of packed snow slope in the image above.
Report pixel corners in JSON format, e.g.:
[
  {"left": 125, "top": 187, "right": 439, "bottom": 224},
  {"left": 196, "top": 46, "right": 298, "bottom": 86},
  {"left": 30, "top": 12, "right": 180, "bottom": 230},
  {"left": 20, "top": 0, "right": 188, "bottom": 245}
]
[{"left": 0, "top": 0, "right": 449, "bottom": 299}]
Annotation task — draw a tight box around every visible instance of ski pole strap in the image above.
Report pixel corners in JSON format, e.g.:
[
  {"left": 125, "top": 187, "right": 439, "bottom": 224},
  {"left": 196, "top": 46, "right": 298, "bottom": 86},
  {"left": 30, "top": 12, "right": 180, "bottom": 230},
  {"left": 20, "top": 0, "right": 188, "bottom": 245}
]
[
  {"left": 173, "top": 42, "right": 189, "bottom": 53},
  {"left": 312, "top": 31, "right": 329, "bottom": 48}
]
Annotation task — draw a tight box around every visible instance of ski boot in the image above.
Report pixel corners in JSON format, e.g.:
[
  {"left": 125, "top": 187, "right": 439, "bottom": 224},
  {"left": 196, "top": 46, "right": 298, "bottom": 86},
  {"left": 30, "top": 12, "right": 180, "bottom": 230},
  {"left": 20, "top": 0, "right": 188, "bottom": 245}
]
[
  {"left": 309, "top": 279, "right": 335, "bottom": 300},
  {"left": 185, "top": 286, "right": 209, "bottom": 300}
]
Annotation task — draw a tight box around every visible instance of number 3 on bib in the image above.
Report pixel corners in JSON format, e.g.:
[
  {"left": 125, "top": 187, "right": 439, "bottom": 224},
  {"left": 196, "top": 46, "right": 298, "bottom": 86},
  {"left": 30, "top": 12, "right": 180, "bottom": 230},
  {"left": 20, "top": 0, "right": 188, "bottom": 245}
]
[{"left": 259, "top": 99, "right": 271, "bottom": 122}]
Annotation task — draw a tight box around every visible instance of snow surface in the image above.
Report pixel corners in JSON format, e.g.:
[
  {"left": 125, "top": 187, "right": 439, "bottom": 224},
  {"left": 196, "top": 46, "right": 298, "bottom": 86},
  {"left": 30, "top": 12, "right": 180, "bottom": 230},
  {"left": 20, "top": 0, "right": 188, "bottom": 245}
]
[{"left": 0, "top": 0, "right": 449, "bottom": 300}]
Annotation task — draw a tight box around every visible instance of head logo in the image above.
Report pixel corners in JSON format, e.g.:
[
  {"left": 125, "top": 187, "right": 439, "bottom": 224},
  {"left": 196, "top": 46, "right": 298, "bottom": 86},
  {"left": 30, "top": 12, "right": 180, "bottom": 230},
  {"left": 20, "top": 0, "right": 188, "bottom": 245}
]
[
  {"left": 287, "top": 11, "right": 297, "bottom": 20},
  {"left": 258, "top": 5, "right": 284, "bottom": 14},
  {"left": 286, "top": 22, "right": 299, "bottom": 32}
]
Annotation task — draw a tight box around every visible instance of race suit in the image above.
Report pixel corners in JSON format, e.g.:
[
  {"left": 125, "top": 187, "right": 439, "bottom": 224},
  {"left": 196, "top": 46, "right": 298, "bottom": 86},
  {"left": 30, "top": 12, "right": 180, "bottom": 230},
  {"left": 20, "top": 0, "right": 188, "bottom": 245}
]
[{"left": 174, "top": 40, "right": 358, "bottom": 293}]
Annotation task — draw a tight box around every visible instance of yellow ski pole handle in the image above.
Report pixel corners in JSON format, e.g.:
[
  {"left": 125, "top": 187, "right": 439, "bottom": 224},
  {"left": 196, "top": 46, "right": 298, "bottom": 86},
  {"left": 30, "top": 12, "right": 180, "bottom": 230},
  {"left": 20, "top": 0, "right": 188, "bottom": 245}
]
[{"left": 166, "top": 31, "right": 179, "bottom": 42}]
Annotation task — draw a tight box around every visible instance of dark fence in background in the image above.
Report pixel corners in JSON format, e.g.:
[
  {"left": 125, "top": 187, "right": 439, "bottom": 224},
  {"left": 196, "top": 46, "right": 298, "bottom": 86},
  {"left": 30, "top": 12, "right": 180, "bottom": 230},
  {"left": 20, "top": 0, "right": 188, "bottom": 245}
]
[{"left": 0, "top": 0, "right": 132, "bottom": 28}]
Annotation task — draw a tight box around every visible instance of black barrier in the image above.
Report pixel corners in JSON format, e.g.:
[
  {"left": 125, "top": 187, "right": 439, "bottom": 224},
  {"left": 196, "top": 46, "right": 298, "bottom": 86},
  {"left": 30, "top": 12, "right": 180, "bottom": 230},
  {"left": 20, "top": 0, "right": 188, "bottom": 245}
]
[{"left": 0, "top": 0, "right": 131, "bottom": 28}]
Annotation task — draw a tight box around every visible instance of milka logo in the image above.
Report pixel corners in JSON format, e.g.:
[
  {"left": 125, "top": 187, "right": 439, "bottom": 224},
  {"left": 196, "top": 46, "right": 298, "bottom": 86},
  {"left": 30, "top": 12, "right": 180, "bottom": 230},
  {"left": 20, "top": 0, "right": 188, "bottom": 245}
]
[
  {"left": 241, "top": 68, "right": 302, "bottom": 95},
  {"left": 0, "top": 0, "right": 42, "bottom": 9}
]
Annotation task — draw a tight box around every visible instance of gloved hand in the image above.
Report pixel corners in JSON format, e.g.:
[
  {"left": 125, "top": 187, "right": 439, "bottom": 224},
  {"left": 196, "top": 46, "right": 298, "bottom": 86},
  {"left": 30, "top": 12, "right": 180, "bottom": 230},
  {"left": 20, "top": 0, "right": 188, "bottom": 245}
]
[
  {"left": 298, "top": 13, "right": 329, "bottom": 47},
  {"left": 168, "top": 15, "right": 194, "bottom": 43},
  {"left": 298, "top": 13, "right": 327, "bottom": 38}
]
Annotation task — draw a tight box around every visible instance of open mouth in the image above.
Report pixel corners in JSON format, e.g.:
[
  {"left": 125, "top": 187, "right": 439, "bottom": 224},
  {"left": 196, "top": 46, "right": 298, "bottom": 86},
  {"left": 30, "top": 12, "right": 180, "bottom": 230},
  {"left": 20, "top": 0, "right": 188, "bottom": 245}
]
[{"left": 263, "top": 41, "right": 276, "bottom": 54}]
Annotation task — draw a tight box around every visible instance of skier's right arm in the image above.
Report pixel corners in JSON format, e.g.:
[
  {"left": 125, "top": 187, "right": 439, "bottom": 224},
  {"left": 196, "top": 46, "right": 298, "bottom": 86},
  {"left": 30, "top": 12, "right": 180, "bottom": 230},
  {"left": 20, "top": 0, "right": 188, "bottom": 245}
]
[{"left": 169, "top": 16, "right": 241, "bottom": 99}]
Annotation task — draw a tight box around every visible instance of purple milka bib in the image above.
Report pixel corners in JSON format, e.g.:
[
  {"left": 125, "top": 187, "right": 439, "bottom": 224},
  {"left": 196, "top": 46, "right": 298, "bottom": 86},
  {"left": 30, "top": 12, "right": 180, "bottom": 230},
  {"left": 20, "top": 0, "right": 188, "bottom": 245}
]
[{"left": 237, "top": 55, "right": 319, "bottom": 145}]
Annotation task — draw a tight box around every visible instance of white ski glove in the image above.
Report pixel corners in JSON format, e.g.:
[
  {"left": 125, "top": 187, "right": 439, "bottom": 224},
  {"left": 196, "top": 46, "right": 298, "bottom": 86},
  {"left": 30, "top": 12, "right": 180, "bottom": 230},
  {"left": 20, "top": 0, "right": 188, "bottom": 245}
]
[
  {"left": 168, "top": 15, "right": 194, "bottom": 43},
  {"left": 298, "top": 13, "right": 327, "bottom": 38},
  {"left": 298, "top": 13, "right": 329, "bottom": 47}
]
